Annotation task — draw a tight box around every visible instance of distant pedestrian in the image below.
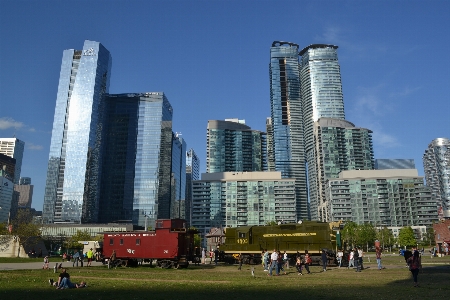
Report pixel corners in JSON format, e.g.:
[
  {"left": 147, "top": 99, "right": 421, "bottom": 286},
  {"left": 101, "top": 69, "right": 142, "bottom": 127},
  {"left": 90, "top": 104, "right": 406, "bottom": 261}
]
[
  {"left": 321, "top": 249, "right": 327, "bottom": 272},
  {"left": 407, "top": 250, "right": 422, "bottom": 287},
  {"left": 376, "top": 247, "right": 383, "bottom": 270},
  {"left": 358, "top": 247, "right": 364, "bottom": 270},
  {"left": 353, "top": 247, "right": 361, "bottom": 272},
  {"left": 214, "top": 248, "right": 219, "bottom": 265},
  {"left": 43, "top": 256, "right": 49, "bottom": 269},
  {"left": 268, "top": 249, "right": 279, "bottom": 276},
  {"left": 303, "top": 250, "right": 311, "bottom": 274},
  {"left": 201, "top": 248, "right": 206, "bottom": 264},
  {"left": 263, "top": 249, "right": 269, "bottom": 271},
  {"left": 283, "top": 251, "right": 289, "bottom": 269},
  {"left": 87, "top": 248, "right": 94, "bottom": 267},
  {"left": 337, "top": 249, "right": 343, "bottom": 268},
  {"left": 238, "top": 253, "right": 243, "bottom": 270},
  {"left": 295, "top": 256, "right": 303, "bottom": 275},
  {"left": 72, "top": 252, "right": 80, "bottom": 267},
  {"left": 348, "top": 250, "right": 354, "bottom": 269}
]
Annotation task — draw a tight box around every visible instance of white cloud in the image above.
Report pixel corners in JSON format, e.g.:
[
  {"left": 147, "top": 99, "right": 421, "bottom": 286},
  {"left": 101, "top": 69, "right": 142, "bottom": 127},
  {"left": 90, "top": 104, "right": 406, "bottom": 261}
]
[
  {"left": 372, "top": 130, "right": 400, "bottom": 148},
  {"left": 0, "top": 117, "right": 24, "bottom": 130},
  {"left": 26, "top": 143, "right": 43, "bottom": 151}
]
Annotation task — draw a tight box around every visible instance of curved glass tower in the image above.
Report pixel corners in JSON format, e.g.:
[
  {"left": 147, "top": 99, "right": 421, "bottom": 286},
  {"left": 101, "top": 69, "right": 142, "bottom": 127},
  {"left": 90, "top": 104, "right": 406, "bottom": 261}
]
[
  {"left": 423, "top": 138, "right": 450, "bottom": 218},
  {"left": 269, "top": 41, "right": 307, "bottom": 220},
  {"left": 43, "top": 40, "right": 112, "bottom": 223}
]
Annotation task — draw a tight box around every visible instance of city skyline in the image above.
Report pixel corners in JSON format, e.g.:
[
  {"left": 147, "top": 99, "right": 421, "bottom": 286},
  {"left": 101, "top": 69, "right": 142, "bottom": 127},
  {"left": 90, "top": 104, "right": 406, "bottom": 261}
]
[{"left": 1, "top": 1, "right": 449, "bottom": 211}]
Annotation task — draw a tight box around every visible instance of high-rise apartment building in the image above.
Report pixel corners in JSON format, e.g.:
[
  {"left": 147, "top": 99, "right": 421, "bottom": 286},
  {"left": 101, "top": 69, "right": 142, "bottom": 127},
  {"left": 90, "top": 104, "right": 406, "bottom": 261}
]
[
  {"left": 98, "top": 93, "right": 174, "bottom": 227},
  {"left": 325, "top": 169, "right": 438, "bottom": 227},
  {"left": 0, "top": 138, "right": 25, "bottom": 184},
  {"left": 14, "top": 183, "right": 33, "bottom": 207},
  {"left": 423, "top": 138, "right": 450, "bottom": 218},
  {"left": 309, "top": 118, "right": 374, "bottom": 221},
  {"left": 206, "top": 119, "right": 267, "bottom": 173},
  {"left": 43, "top": 40, "right": 112, "bottom": 224},
  {"left": 269, "top": 41, "right": 308, "bottom": 220},
  {"left": 19, "top": 177, "right": 31, "bottom": 185},
  {"left": 375, "top": 159, "right": 416, "bottom": 170},
  {"left": 265, "top": 117, "right": 275, "bottom": 171},
  {"left": 192, "top": 171, "right": 296, "bottom": 235},
  {"left": 185, "top": 148, "right": 200, "bottom": 226}
]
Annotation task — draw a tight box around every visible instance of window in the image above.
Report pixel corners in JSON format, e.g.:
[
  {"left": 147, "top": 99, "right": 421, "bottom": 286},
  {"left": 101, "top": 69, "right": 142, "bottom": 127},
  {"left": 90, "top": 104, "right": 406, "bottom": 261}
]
[
  {"left": 238, "top": 232, "right": 246, "bottom": 238},
  {"left": 110, "top": 239, "right": 114, "bottom": 245},
  {"left": 136, "top": 239, "right": 141, "bottom": 245},
  {"left": 120, "top": 239, "right": 124, "bottom": 245}
]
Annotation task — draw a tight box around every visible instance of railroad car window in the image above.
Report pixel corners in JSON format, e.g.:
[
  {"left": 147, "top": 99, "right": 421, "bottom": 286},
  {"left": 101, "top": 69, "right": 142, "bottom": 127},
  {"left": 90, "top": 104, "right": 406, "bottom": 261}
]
[
  {"left": 280, "top": 225, "right": 296, "bottom": 230},
  {"left": 238, "top": 232, "right": 246, "bottom": 238},
  {"left": 120, "top": 239, "right": 124, "bottom": 245},
  {"left": 110, "top": 239, "right": 114, "bottom": 245},
  {"left": 136, "top": 239, "right": 141, "bottom": 245}
]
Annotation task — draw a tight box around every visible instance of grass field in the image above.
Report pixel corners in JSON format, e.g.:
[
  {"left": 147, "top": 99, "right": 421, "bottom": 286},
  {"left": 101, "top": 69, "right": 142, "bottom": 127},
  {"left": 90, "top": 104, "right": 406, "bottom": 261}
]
[{"left": 0, "top": 255, "right": 449, "bottom": 300}]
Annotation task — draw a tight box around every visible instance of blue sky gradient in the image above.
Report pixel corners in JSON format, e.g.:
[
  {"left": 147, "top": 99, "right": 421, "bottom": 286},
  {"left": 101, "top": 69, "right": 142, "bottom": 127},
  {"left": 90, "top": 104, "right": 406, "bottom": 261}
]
[{"left": 1, "top": 0, "right": 449, "bottom": 210}]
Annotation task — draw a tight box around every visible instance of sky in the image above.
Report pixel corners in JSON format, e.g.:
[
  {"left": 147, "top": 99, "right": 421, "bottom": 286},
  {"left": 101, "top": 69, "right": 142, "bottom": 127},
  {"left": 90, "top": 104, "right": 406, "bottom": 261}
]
[{"left": 0, "top": 0, "right": 449, "bottom": 211}]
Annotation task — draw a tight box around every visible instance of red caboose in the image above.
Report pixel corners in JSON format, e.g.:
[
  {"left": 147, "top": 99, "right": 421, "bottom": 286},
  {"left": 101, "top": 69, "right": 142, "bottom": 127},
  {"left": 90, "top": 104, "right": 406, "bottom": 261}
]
[{"left": 103, "top": 219, "right": 196, "bottom": 268}]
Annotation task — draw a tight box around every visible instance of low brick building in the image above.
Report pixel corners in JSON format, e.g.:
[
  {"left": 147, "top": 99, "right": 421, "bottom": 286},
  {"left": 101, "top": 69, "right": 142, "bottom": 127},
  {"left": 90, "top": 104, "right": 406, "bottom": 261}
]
[{"left": 433, "top": 219, "right": 450, "bottom": 254}]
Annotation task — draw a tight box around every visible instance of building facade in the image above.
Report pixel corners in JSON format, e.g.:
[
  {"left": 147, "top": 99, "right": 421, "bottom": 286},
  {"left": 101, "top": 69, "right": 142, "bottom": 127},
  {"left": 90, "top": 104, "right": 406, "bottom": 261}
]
[
  {"left": 98, "top": 93, "right": 174, "bottom": 228},
  {"left": 206, "top": 119, "right": 267, "bottom": 173},
  {"left": 325, "top": 169, "right": 438, "bottom": 227},
  {"left": 185, "top": 148, "right": 200, "bottom": 226},
  {"left": 171, "top": 133, "right": 187, "bottom": 219},
  {"left": 192, "top": 171, "right": 296, "bottom": 236},
  {"left": 0, "top": 153, "right": 16, "bottom": 182},
  {"left": 13, "top": 184, "right": 33, "bottom": 208},
  {"left": 265, "top": 117, "right": 275, "bottom": 171},
  {"left": 0, "top": 167, "right": 14, "bottom": 223},
  {"left": 43, "top": 40, "right": 112, "bottom": 224},
  {"left": 423, "top": 138, "right": 450, "bottom": 218},
  {"left": 375, "top": 159, "right": 416, "bottom": 170},
  {"left": 269, "top": 41, "right": 308, "bottom": 220},
  {"left": 309, "top": 118, "right": 374, "bottom": 221},
  {"left": 0, "top": 138, "right": 25, "bottom": 184}
]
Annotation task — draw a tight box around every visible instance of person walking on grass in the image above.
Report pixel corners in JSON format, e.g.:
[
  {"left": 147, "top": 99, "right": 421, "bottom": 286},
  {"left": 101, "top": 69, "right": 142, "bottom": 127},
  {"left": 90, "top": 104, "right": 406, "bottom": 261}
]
[
  {"left": 337, "top": 249, "right": 343, "bottom": 268},
  {"left": 353, "top": 247, "right": 361, "bottom": 272},
  {"left": 376, "top": 247, "right": 383, "bottom": 270},
  {"left": 268, "top": 249, "right": 279, "bottom": 276},
  {"left": 43, "top": 256, "right": 49, "bottom": 269},
  {"left": 238, "top": 253, "right": 243, "bottom": 270},
  {"left": 303, "top": 250, "right": 311, "bottom": 274},
  {"left": 407, "top": 250, "right": 422, "bottom": 287},
  {"left": 321, "top": 249, "right": 328, "bottom": 272},
  {"left": 348, "top": 250, "right": 354, "bottom": 269},
  {"left": 263, "top": 249, "right": 269, "bottom": 271}
]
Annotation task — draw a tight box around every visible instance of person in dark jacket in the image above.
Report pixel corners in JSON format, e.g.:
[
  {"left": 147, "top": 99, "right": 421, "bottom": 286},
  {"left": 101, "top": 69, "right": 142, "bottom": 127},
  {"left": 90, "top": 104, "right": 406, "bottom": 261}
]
[
  {"left": 321, "top": 249, "right": 328, "bottom": 272},
  {"left": 353, "top": 247, "right": 361, "bottom": 272}
]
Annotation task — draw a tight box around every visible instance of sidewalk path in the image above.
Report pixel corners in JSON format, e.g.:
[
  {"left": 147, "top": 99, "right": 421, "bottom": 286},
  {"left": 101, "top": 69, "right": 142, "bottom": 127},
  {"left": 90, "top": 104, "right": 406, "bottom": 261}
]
[{"left": 0, "top": 261, "right": 105, "bottom": 270}]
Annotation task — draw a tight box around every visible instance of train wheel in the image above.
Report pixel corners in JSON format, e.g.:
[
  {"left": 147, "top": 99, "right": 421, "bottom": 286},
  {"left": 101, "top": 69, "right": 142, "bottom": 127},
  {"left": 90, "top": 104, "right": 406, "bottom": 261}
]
[{"left": 173, "top": 263, "right": 179, "bottom": 269}]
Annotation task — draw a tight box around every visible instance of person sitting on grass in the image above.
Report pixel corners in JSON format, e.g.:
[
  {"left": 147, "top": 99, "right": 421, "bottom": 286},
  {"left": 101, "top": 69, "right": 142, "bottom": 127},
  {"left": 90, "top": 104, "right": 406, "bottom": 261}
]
[{"left": 49, "top": 268, "right": 69, "bottom": 288}]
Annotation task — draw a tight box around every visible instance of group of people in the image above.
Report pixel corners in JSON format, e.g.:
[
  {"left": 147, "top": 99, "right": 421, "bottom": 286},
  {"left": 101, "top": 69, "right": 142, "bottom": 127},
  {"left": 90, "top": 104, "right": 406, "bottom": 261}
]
[
  {"left": 62, "top": 248, "right": 96, "bottom": 267},
  {"left": 49, "top": 268, "right": 87, "bottom": 289},
  {"left": 261, "top": 249, "right": 312, "bottom": 276}
]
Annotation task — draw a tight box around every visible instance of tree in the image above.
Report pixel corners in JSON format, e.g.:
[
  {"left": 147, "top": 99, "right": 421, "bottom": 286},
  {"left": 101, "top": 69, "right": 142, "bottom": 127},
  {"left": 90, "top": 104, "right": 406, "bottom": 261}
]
[
  {"left": 422, "top": 227, "right": 435, "bottom": 246},
  {"left": 376, "top": 226, "right": 395, "bottom": 250},
  {"left": 1, "top": 209, "right": 42, "bottom": 257},
  {"left": 341, "top": 221, "right": 359, "bottom": 248},
  {"left": 64, "top": 230, "right": 92, "bottom": 250},
  {"left": 398, "top": 227, "right": 417, "bottom": 248},
  {"left": 359, "top": 223, "right": 377, "bottom": 251}
]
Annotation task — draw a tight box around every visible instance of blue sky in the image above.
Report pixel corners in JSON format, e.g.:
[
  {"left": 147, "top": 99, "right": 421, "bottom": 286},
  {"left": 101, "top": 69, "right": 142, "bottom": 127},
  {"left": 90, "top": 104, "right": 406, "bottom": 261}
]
[{"left": 1, "top": 0, "right": 449, "bottom": 211}]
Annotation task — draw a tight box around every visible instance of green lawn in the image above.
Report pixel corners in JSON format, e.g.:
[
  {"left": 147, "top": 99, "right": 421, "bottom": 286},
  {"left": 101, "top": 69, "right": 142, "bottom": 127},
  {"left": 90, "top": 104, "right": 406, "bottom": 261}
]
[{"left": 0, "top": 255, "right": 449, "bottom": 300}]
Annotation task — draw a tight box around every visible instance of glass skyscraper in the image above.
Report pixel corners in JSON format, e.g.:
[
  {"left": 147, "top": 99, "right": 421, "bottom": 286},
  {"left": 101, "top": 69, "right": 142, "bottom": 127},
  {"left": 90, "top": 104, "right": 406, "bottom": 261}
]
[
  {"left": 0, "top": 138, "right": 25, "bottom": 184},
  {"left": 99, "top": 93, "right": 174, "bottom": 227},
  {"left": 185, "top": 148, "right": 200, "bottom": 226},
  {"left": 269, "top": 41, "right": 308, "bottom": 220},
  {"left": 171, "top": 133, "right": 187, "bottom": 219},
  {"left": 423, "top": 138, "right": 450, "bottom": 218},
  {"left": 43, "top": 40, "right": 112, "bottom": 224},
  {"left": 206, "top": 119, "right": 267, "bottom": 173}
]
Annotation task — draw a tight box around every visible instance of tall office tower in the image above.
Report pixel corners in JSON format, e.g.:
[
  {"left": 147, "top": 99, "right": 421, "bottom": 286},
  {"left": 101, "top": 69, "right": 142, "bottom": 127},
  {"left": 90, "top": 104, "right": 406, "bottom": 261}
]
[
  {"left": 185, "top": 148, "right": 200, "bottom": 226},
  {"left": 423, "top": 138, "right": 450, "bottom": 218},
  {"left": 265, "top": 117, "right": 275, "bottom": 171},
  {"left": 0, "top": 138, "right": 25, "bottom": 184},
  {"left": 43, "top": 40, "right": 112, "bottom": 224},
  {"left": 375, "top": 159, "right": 416, "bottom": 170},
  {"left": 14, "top": 183, "right": 34, "bottom": 207},
  {"left": 0, "top": 166, "right": 14, "bottom": 223},
  {"left": 98, "top": 93, "right": 173, "bottom": 227},
  {"left": 171, "top": 133, "right": 187, "bottom": 219},
  {"left": 309, "top": 118, "right": 374, "bottom": 221},
  {"left": 206, "top": 119, "right": 267, "bottom": 173},
  {"left": 0, "top": 153, "right": 16, "bottom": 182},
  {"left": 19, "top": 177, "right": 31, "bottom": 185},
  {"left": 269, "top": 41, "right": 308, "bottom": 220}
]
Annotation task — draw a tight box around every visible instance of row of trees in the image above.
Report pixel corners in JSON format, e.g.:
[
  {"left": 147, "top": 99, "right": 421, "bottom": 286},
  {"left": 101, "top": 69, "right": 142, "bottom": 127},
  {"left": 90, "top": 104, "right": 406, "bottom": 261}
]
[{"left": 340, "top": 221, "right": 434, "bottom": 251}]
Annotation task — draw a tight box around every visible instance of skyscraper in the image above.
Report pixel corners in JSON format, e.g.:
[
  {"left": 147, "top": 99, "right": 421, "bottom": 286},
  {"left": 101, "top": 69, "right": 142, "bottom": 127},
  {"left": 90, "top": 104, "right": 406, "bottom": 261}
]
[
  {"left": 0, "top": 138, "right": 25, "bottom": 184},
  {"left": 265, "top": 117, "right": 275, "bottom": 171},
  {"left": 185, "top": 148, "right": 200, "bottom": 226},
  {"left": 206, "top": 119, "right": 267, "bottom": 173},
  {"left": 0, "top": 166, "right": 14, "bottom": 223},
  {"left": 423, "top": 138, "right": 450, "bottom": 218},
  {"left": 98, "top": 92, "right": 173, "bottom": 227},
  {"left": 309, "top": 118, "right": 374, "bottom": 221},
  {"left": 269, "top": 41, "right": 308, "bottom": 220},
  {"left": 43, "top": 40, "right": 112, "bottom": 224},
  {"left": 375, "top": 159, "right": 416, "bottom": 170},
  {"left": 171, "top": 133, "right": 187, "bottom": 219}
]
